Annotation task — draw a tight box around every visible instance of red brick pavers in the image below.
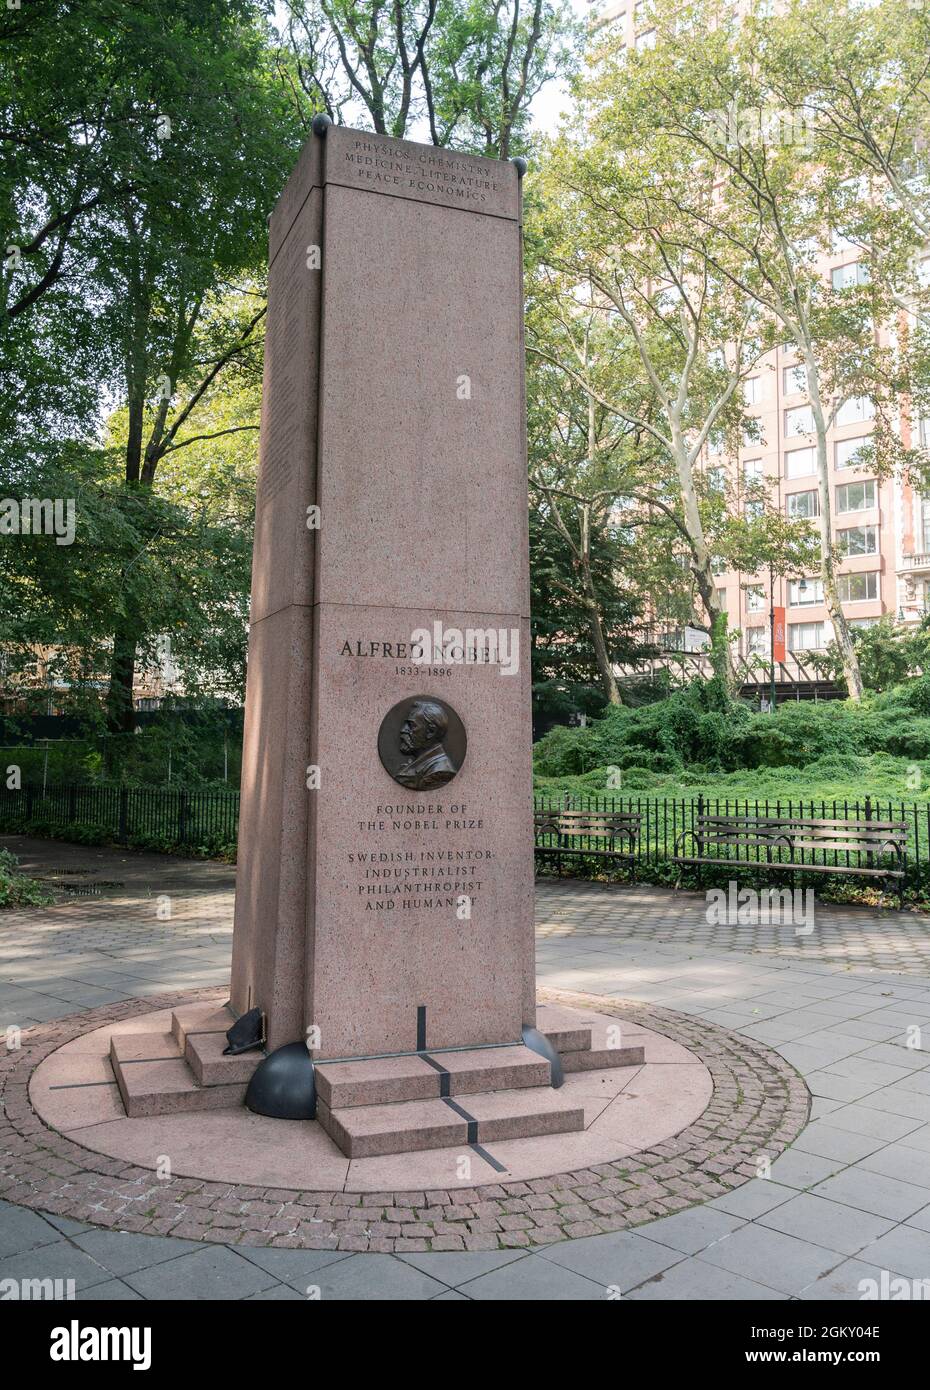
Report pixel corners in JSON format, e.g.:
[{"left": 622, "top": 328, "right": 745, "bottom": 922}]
[{"left": 0, "top": 986, "right": 809, "bottom": 1254}]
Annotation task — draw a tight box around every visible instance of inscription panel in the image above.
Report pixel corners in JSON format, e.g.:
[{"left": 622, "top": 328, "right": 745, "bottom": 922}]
[{"left": 323, "top": 125, "right": 520, "bottom": 221}]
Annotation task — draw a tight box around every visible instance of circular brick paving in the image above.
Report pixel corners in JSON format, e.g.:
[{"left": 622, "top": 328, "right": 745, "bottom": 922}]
[{"left": 0, "top": 987, "right": 810, "bottom": 1253}]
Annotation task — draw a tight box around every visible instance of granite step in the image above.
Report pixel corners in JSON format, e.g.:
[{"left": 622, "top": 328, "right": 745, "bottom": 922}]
[
  {"left": 562, "top": 1044, "right": 645, "bottom": 1073},
  {"left": 536, "top": 1004, "right": 594, "bottom": 1053},
  {"left": 170, "top": 1001, "right": 236, "bottom": 1049},
  {"left": 110, "top": 1031, "right": 247, "bottom": 1117},
  {"left": 314, "top": 1044, "right": 550, "bottom": 1109},
  {"left": 317, "top": 1087, "right": 584, "bottom": 1158},
  {"left": 536, "top": 1005, "right": 646, "bottom": 1070},
  {"left": 184, "top": 1029, "right": 262, "bottom": 1087}
]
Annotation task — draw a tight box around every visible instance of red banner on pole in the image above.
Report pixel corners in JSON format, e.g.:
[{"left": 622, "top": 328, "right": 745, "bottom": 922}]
[{"left": 772, "top": 607, "right": 786, "bottom": 663}]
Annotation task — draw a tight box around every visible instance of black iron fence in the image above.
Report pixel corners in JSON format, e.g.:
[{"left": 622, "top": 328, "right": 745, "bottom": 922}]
[
  {"left": 2, "top": 782, "right": 930, "bottom": 897},
  {"left": 533, "top": 792, "right": 930, "bottom": 896},
  {"left": 0, "top": 783, "right": 239, "bottom": 850}
]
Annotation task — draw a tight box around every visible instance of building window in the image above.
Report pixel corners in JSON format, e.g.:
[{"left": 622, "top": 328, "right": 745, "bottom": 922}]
[
  {"left": 746, "top": 626, "right": 769, "bottom": 655},
  {"left": 782, "top": 363, "right": 806, "bottom": 395},
  {"left": 835, "top": 396, "right": 875, "bottom": 427},
  {"left": 849, "top": 617, "right": 880, "bottom": 630},
  {"left": 836, "top": 524, "right": 878, "bottom": 556},
  {"left": 707, "top": 465, "right": 726, "bottom": 493},
  {"left": 635, "top": 27, "right": 656, "bottom": 48},
  {"left": 742, "top": 458, "right": 763, "bottom": 484},
  {"left": 745, "top": 585, "right": 765, "bottom": 612},
  {"left": 836, "top": 479, "right": 877, "bottom": 513},
  {"left": 785, "top": 446, "right": 817, "bottom": 478},
  {"left": 715, "top": 587, "right": 728, "bottom": 611},
  {"left": 744, "top": 499, "right": 764, "bottom": 519},
  {"left": 831, "top": 260, "right": 870, "bottom": 290},
  {"left": 743, "top": 376, "right": 762, "bottom": 405},
  {"left": 711, "top": 554, "right": 727, "bottom": 575},
  {"left": 788, "top": 577, "right": 824, "bottom": 606},
  {"left": 785, "top": 405, "right": 815, "bottom": 436},
  {"left": 835, "top": 435, "right": 872, "bottom": 470},
  {"left": 787, "top": 488, "right": 819, "bottom": 518},
  {"left": 837, "top": 571, "right": 879, "bottom": 602},
  {"left": 789, "top": 621, "right": 831, "bottom": 651}
]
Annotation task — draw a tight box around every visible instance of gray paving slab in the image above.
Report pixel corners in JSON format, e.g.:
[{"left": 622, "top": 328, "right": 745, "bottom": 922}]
[
  {"left": 282, "top": 1252, "right": 461, "bottom": 1301},
  {"left": 818, "top": 1103, "right": 925, "bottom": 1143},
  {"left": 0, "top": 1240, "right": 115, "bottom": 1293},
  {"left": 798, "top": 1257, "right": 908, "bottom": 1300},
  {"left": 696, "top": 1224, "right": 842, "bottom": 1296},
  {"left": 72, "top": 1230, "right": 202, "bottom": 1276},
  {"left": 792, "top": 1121, "right": 888, "bottom": 1163},
  {"left": 75, "top": 1278, "right": 144, "bottom": 1300},
  {"left": 635, "top": 1205, "right": 745, "bottom": 1255},
  {"left": 756, "top": 1192, "right": 895, "bottom": 1256},
  {"left": 860, "top": 1142, "right": 930, "bottom": 1187},
  {"left": 123, "top": 1246, "right": 278, "bottom": 1300},
  {"left": 857, "top": 1225, "right": 930, "bottom": 1281},
  {"left": 0, "top": 1202, "right": 61, "bottom": 1258},
  {"left": 233, "top": 1247, "right": 352, "bottom": 1280},
  {"left": 710, "top": 1179, "right": 799, "bottom": 1220},
  {"left": 768, "top": 1148, "right": 847, "bottom": 1189},
  {"left": 625, "top": 1256, "right": 789, "bottom": 1301},
  {"left": 394, "top": 1248, "right": 528, "bottom": 1286},
  {"left": 810, "top": 1167, "right": 930, "bottom": 1222},
  {"left": 537, "top": 1229, "right": 684, "bottom": 1291},
  {"left": 459, "top": 1253, "right": 604, "bottom": 1300}
]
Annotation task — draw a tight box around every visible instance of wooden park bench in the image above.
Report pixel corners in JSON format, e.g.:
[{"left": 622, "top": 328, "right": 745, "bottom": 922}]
[
  {"left": 673, "top": 809, "right": 908, "bottom": 904},
  {"left": 534, "top": 807, "right": 642, "bottom": 880}
]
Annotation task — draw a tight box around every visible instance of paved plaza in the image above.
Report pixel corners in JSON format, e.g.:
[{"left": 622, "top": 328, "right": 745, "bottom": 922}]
[{"left": 3, "top": 836, "right": 930, "bottom": 1299}]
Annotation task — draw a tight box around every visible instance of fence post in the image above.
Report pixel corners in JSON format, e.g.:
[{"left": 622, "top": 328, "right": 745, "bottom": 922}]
[
  {"left": 864, "top": 794, "right": 874, "bottom": 873},
  {"left": 178, "top": 790, "right": 188, "bottom": 845},
  {"left": 118, "top": 788, "right": 128, "bottom": 844}
]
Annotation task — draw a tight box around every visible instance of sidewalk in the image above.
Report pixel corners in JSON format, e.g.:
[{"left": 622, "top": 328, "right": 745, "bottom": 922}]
[{"left": 3, "top": 835, "right": 930, "bottom": 1299}]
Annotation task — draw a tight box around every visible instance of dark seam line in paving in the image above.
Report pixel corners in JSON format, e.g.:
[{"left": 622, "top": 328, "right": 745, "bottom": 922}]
[
  {"left": 442, "top": 1095, "right": 478, "bottom": 1142},
  {"left": 469, "top": 1141, "right": 507, "bottom": 1173},
  {"left": 48, "top": 1080, "right": 119, "bottom": 1090},
  {"left": 420, "top": 1052, "right": 451, "bottom": 1096},
  {"left": 119, "top": 1057, "right": 181, "bottom": 1065}
]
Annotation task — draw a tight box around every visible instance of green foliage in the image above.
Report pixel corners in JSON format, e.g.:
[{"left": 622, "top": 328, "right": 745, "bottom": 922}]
[
  {"left": 819, "top": 618, "right": 930, "bottom": 695},
  {"left": 533, "top": 680, "right": 752, "bottom": 777},
  {"left": 0, "top": 850, "right": 53, "bottom": 909},
  {"left": 534, "top": 679, "right": 930, "bottom": 798}
]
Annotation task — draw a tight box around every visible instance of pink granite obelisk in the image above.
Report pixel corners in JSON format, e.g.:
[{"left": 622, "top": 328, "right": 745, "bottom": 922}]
[{"left": 230, "top": 121, "right": 535, "bottom": 1085}]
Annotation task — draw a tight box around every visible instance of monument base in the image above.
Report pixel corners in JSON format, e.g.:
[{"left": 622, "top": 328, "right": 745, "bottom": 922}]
[{"left": 106, "top": 1001, "right": 645, "bottom": 1157}]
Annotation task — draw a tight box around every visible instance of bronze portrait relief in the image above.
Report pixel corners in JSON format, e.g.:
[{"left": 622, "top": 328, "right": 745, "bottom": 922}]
[{"left": 378, "top": 696, "right": 467, "bottom": 790}]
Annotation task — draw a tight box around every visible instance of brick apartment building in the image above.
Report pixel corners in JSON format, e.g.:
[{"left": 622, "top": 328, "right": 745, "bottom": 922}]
[{"left": 590, "top": 0, "right": 930, "bottom": 675}]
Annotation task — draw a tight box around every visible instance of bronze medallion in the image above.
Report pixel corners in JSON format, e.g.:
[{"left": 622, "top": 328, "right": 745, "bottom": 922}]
[{"left": 378, "top": 696, "right": 467, "bottom": 791}]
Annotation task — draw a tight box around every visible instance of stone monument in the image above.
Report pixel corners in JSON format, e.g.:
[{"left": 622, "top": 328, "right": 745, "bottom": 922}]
[
  {"left": 230, "top": 120, "right": 537, "bottom": 1070},
  {"left": 108, "top": 122, "right": 644, "bottom": 1158}
]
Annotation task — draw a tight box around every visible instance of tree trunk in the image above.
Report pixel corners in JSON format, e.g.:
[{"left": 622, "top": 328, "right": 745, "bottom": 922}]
[
  {"left": 106, "top": 624, "right": 138, "bottom": 734},
  {"left": 808, "top": 374, "right": 864, "bottom": 701},
  {"left": 584, "top": 591, "right": 622, "bottom": 705},
  {"left": 670, "top": 433, "right": 737, "bottom": 693}
]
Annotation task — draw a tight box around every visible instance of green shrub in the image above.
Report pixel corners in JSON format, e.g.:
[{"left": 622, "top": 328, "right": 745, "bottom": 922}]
[{"left": 0, "top": 849, "right": 53, "bottom": 908}]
